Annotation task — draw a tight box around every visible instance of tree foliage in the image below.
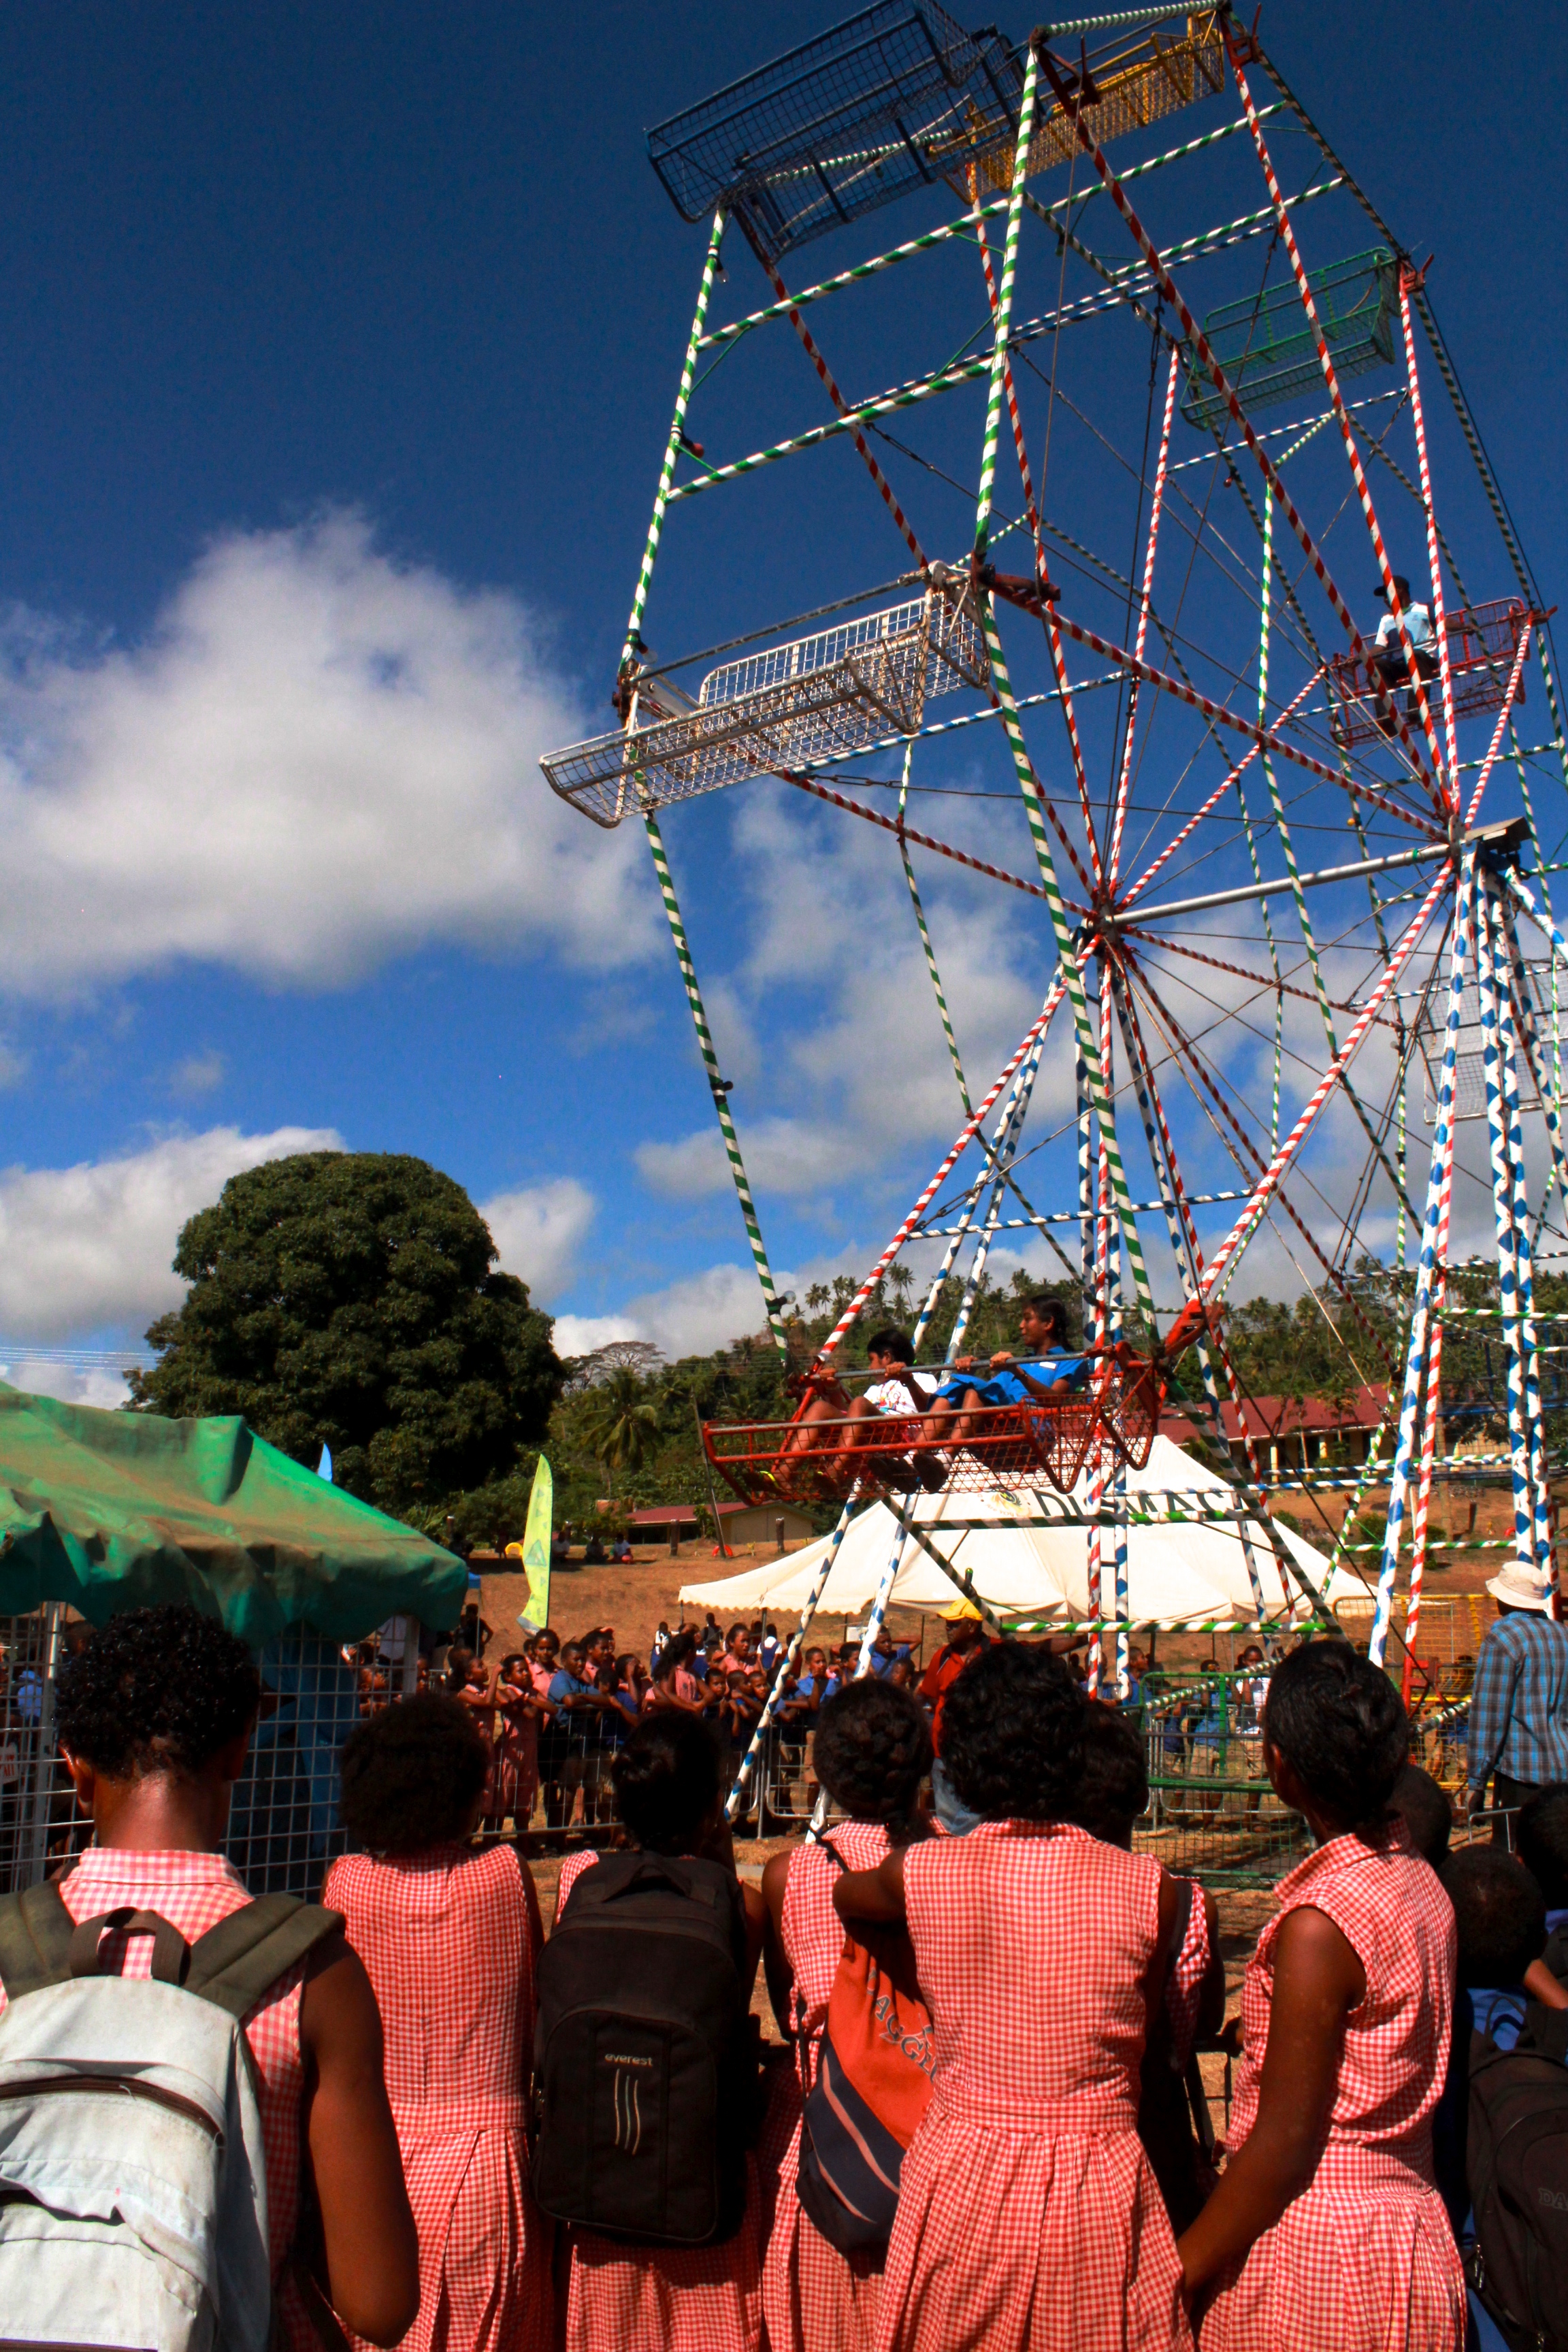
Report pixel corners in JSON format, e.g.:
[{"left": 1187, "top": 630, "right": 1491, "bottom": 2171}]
[{"left": 129, "top": 1152, "right": 564, "bottom": 1518}]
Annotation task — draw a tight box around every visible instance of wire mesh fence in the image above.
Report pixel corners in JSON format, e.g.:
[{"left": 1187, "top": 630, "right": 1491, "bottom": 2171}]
[{"left": 1, "top": 1610, "right": 1520, "bottom": 1899}]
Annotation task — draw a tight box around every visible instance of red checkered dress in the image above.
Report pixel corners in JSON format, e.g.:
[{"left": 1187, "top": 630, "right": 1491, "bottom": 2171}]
[
  {"left": 325, "top": 1842, "right": 553, "bottom": 2352},
  {"left": 0, "top": 1848, "right": 313, "bottom": 2346},
  {"left": 1166, "top": 1874, "right": 1211, "bottom": 2073},
  {"left": 762, "top": 1821, "right": 893, "bottom": 2352},
  {"left": 551, "top": 1849, "right": 797, "bottom": 2352},
  {"left": 1198, "top": 1825, "right": 1464, "bottom": 2352},
  {"left": 877, "top": 1819, "right": 1191, "bottom": 2352}
]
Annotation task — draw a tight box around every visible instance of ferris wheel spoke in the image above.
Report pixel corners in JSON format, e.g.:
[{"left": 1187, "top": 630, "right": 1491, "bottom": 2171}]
[
  {"left": 1039, "top": 37, "right": 1438, "bottom": 801},
  {"left": 1226, "top": 39, "right": 1450, "bottom": 793}
]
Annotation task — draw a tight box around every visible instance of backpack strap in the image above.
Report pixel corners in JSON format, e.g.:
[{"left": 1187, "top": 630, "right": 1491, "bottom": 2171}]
[
  {"left": 1516, "top": 1997, "right": 1568, "bottom": 2068},
  {"left": 69, "top": 1906, "right": 191, "bottom": 1986},
  {"left": 0, "top": 1879, "right": 77, "bottom": 1997},
  {"left": 186, "top": 1897, "right": 346, "bottom": 2023}
]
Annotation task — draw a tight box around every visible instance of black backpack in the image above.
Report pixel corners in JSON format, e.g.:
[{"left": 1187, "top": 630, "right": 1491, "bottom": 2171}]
[
  {"left": 1467, "top": 2004, "right": 1568, "bottom": 2352},
  {"left": 531, "top": 1851, "right": 761, "bottom": 2247}
]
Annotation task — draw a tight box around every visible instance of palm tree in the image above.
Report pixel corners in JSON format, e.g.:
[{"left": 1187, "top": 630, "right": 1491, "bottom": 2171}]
[{"left": 580, "top": 1368, "right": 661, "bottom": 1497}]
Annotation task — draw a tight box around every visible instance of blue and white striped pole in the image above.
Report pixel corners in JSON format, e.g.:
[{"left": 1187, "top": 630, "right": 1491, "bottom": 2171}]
[
  {"left": 1475, "top": 870, "right": 1548, "bottom": 1579},
  {"left": 1372, "top": 855, "right": 1474, "bottom": 1666}
]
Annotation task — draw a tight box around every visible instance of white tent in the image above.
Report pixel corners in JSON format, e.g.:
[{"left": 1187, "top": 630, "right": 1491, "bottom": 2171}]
[{"left": 680, "top": 1436, "right": 1366, "bottom": 1629}]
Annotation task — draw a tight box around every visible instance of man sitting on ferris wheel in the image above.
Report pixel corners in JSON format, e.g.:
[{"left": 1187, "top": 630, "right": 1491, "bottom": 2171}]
[
  {"left": 1370, "top": 572, "right": 1437, "bottom": 728},
  {"left": 919, "top": 1294, "right": 1087, "bottom": 1452},
  {"left": 776, "top": 1326, "right": 947, "bottom": 1492}
]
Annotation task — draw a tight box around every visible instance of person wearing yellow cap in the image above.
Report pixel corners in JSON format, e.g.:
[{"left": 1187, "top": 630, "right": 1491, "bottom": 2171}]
[
  {"left": 921, "top": 1600, "right": 1089, "bottom": 1833},
  {"left": 917, "top": 1601, "right": 990, "bottom": 1833}
]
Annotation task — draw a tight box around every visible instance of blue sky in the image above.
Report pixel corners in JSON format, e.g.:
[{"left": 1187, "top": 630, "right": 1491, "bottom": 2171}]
[{"left": 0, "top": 2, "right": 1563, "bottom": 1395}]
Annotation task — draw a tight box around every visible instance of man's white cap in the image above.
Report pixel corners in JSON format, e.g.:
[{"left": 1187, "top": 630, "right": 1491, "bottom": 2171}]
[{"left": 1484, "top": 1561, "right": 1556, "bottom": 1613}]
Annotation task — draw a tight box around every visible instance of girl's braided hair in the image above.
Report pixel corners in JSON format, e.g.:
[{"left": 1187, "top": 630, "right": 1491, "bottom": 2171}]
[{"left": 813, "top": 1677, "right": 932, "bottom": 1843}]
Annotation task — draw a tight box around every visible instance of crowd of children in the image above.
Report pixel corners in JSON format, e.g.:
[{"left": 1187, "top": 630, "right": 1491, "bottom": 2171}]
[{"left": 6, "top": 1601, "right": 1568, "bottom": 2352}]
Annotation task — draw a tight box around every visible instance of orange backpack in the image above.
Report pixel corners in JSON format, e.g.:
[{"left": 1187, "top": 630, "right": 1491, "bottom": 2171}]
[{"left": 794, "top": 1840, "right": 935, "bottom": 2253}]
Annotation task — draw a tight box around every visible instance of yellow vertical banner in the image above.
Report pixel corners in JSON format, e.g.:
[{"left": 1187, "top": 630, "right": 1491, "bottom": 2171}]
[{"left": 508, "top": 1456, "right": 553, "bottom": 1634}]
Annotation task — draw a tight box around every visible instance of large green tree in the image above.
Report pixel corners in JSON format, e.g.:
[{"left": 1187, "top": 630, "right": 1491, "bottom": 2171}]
[{"left": 129, "top": 1152, "right": 564, "bottom": 1516}]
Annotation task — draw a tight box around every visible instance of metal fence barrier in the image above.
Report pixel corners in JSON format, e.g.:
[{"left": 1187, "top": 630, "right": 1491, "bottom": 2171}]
[{"left": 0, "top": 1615, "right": 1522, "bottom": 1901}]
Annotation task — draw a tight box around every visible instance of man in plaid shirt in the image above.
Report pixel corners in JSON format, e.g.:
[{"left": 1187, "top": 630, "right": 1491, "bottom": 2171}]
[{"left": 1466, "top": 1560, "right": 1568, "bottom": 1831}]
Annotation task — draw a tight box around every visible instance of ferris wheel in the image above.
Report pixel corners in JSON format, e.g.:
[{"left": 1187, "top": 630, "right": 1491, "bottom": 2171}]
[{"left": 540, "top": 3, "right": 1567, "bottom": 1729}]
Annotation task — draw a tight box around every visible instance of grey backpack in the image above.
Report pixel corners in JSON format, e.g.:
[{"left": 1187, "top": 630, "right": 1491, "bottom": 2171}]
[{"left": 0, "top": 1879, "right": 342, "bottom": 2352}]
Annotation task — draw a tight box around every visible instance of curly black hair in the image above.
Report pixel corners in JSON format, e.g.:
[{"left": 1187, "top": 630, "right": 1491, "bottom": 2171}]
[
  {"left": 1519, "top": 1787, "right": 1568, "bottom": 1910},
  {"left": 1262, "top": 1639, "right": 1409, "bottom": 1832},
  {"left": 339, "top": 1693, "right": 491, "bottom": 1854},
  {"left": 54, "top": 1603, "right": 262, "bottom": 1780},
  {"left": 612, "top": 1712, "right": 723, "bottom": 1855},
  {"left": 813, "top": 1678, "right": 931, "bottom": 1840},
  {"left": 1064, "top": 1701, "right": 1148, "bottom": 1844},
  {"left": 1439, "top": 1847, "right": 1546, "bottom": 1989},
  {"left": 939, "top": 1642, "right": 1085, "bottom": 1821}
]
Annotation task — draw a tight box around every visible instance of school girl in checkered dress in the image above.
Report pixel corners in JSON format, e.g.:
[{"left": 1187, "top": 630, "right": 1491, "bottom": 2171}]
[
  {"left": 326, "top": 1693, "right": 554, "bottom": 2352},
  {"left": 1177, "top": 1641, "right": 1465, "bottom": 2352},
  {"left": 10, "top": 1605, "right": 417, "bottom": 2352},
  {"left": 552, "top": 1712, "right": 796, "bottom": 2352},
  {"left": 759, "top": 1675, "right": 934, "bottom": 2352},
  {"left": 832, "top": 1643, "right": 1194, "bottom": 2352}
]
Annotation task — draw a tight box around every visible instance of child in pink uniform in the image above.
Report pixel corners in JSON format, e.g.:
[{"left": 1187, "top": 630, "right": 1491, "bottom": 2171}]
[
  {"left": 760, "top": 1676, "right": 934, "bottom": 2352},
  {"left": 833, "top": 1643, "right": 1193, "bottom": 2352},
  {"left": 326, "top": 1693, "right": 553, "bottom": 2352},
  {"left": 1177, "top": 1640, "right": 1464, "bottom": 2352},
  {"left": 18, "top": 1602, "right": 417, "bottom": 2352},
  {"left": 551, "top": 1713, "right": 790, "bottom": 2352}
]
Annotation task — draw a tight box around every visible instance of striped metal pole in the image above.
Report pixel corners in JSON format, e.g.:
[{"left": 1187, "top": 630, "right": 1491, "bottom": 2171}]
[
  {"left": 817, "top": 985, "right": 1066, "bottom": 1363},
  {"left": 725, "top": 1488, "right": 861, "bottom": 1821},
  {"left": 897, "top": 739, "right": 972, "bottom": 1115},
  {"left": 1200, "top": 862, "right": 1454, "bottom": 1311},
  {"left": 1396, "top": 270, "right": 1458, "bottom": 794},
  {"left": 1111, "top": 975, "right": 1271, "bottom": 1618},
  {"left": 1371, "top": 858, "right": 1471, "bottom": 1665},
  {"left": 619, "top": 210, "right": 725, "bottom": 672},
  {"left": 1108, "top": 344, "right": 1181, "bottom": 884},
  {"left": 981, "top": 606, "right": 1155, "bottom": 1316},
  {"left": 643, "top": 808, "right": 788, "bottom": 1363},
  {"left": 1226, "top": 36, "right": 1446, "bottom": 789},
  {"left": 1475, "top": 870, "right": 1549, "bottom": 1580},
  {"left": 973, "top": 44, "right": 1039, "bottom": 564}
]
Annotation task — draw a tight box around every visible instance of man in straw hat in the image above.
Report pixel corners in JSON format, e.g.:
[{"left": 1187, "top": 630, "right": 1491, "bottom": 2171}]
[{"left": 1466, "top": 1561, "right": 1568, "bottom": 1838}]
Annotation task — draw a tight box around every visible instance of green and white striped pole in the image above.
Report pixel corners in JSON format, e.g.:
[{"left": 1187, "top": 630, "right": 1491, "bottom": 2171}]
[
  {"left": 973, "top": 46, "right": 1038, "bottom": 563},
  {"left": 619, "top": 212, "right": 787, "bottom": 1362},
  {"left": 983, "top": 607, "right": 1156, "bottom": 1318},
  {"left": 644, "top": 807, "right": 788, "bottom": 1364},
  {"left": 898, "top": 738, "right": 972, "bottom": 1115},
  {"left": 619, "top": 208, "right": 726, "bottom": 673}
]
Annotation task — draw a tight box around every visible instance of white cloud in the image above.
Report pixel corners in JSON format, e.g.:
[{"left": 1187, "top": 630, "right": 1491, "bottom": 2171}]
[
  {"left": 0, "top": 1359, "right": 133, "bottom": 1409},
  {"left": 623, "top": 1263, "right": 783, "bottom": 1359},
  {"left": 634, "top": 789, "right": 1055, "bottom": 1203},
  {"left": 170, "top": 1049, "right": 225, "bottom": 1096},
  {"left": 482, "top": 1177, "right": 598, "bottom": 1304},
  {"left": 551, "top": 1313, "right": 644, "bottom": 1358},
  {"left": 0, "top": 513, "right": 655, "bottom": 995},
  {"left": 0, "top": 1124, "right": 340, "bottom": 1341}
]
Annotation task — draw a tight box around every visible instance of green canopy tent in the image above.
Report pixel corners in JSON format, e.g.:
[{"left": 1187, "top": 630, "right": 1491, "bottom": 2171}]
[
  {"left": 0, "top": 1384, "right": 465, "bottom": 1644},
  {"left": 0, "top": 1385, "right": 470, "bottom": 1896}
]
